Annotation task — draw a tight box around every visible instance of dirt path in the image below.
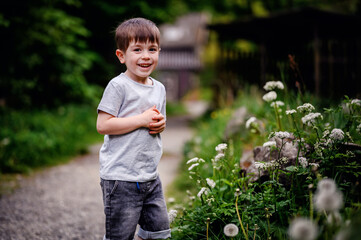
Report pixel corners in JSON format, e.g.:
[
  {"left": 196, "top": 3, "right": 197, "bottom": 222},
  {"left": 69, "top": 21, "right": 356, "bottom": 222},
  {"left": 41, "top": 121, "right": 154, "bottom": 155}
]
[{"left": 0, "top": 101, "right": 206, "bottom": 240}]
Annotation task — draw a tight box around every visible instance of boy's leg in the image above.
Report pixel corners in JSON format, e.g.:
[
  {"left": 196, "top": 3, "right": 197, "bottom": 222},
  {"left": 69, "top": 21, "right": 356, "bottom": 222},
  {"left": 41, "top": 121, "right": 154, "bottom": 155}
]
[
  {"left": 100, "top": 179, "right": 143, "bottom": 240},
  {"left": 137, "top": 176, "right": 171, "bottom": 239}
]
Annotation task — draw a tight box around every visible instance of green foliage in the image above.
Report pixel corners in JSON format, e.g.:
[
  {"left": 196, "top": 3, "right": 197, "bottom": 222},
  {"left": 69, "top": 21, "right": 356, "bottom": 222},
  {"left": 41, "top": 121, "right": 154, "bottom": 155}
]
[
  {"left": 169, "top": 82, "right": 361, "bottom": 239},
  {"left": 0, "top": 104, "right": 102, "bottom": 173}
]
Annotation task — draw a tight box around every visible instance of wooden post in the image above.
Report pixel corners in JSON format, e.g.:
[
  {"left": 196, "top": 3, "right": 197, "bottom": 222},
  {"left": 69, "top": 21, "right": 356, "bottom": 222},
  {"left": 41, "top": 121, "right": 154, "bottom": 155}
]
[{"left": 314, "top": 25, "right": 321, "bottom": 97}]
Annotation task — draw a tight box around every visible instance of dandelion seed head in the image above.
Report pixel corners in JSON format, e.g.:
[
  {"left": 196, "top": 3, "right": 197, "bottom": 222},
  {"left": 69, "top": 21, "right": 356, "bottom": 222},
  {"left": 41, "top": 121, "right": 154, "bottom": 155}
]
[
  {"left": 263, "top": 81, "right": 284, "bottom": 91},
  {"left": 317, "top": 178, "right": 337, "bottom": 193},
  {"left": 314, "top": 190, "right": 343, "bottom": 212},
  {"left": 262, "top": 91, "right": 277, "bottom": 102},
  {"left": 288, "top": 217, "right": 318, "bottom": 240},
  {"left": 224, "top": 223, "right": 239, "bottom": 237},
  {"left": 286, "top": 109, "right": 297, "bottom": 115}
]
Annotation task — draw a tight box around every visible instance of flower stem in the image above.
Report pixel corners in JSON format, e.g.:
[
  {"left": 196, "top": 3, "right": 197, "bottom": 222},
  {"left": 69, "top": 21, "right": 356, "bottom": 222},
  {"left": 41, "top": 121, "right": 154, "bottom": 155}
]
[
  {"left": 206, "top": 218, "right": 210, "bottom": 240},
  {"left": 236, "top": 193, "right": 248, "bottom": 239}
]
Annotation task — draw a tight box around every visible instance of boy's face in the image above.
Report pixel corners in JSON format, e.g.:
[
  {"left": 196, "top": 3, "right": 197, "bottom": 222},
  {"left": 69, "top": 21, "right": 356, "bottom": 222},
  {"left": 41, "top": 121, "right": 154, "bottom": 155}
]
[{"left": 116, "top": 40, "right": 160, "bottom": 83}]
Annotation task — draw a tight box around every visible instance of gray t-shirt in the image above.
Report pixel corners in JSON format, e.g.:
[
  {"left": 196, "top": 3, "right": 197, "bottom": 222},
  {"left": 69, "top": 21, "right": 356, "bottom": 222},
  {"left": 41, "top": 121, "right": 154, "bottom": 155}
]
[{"left": 97, "top": 73, "right": 166, "bottom": 182}]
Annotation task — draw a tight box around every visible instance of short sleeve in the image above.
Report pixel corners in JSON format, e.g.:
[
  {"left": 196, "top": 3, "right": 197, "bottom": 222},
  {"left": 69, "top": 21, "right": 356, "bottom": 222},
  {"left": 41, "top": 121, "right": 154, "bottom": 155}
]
[{"left": 97, "top": 81, "right": 123, "bottom": 117}]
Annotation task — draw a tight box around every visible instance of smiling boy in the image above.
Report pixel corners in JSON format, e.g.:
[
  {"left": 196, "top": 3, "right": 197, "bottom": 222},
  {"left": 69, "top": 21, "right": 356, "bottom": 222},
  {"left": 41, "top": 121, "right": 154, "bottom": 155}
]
[{"left": 96, "top": 18, "right": 170, "bottom": 240}]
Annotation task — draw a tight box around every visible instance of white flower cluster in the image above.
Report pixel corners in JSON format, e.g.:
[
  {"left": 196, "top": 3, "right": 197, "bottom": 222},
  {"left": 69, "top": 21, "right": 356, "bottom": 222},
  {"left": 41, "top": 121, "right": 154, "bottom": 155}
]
[
  {"left": 274, "top": 131, "right": 291, "bottom": 139},
  {"left": 245, "top": 117, "right": 257, "bottom": 129},
  {"left": 263, "top": 141, "right": 277, "bottom": 148},
  {"left": 357, "top": 123, "right": 361, "bottom": 134},
  {"left": 270, "top": 101, "right": 285, "bottom": 108},
  {"left": 262, "top": 91, "right": 277, "bottom": 102},
  {"left": 168, "top": 209, "right": 178, "bottom": 223},
  {"left": 215, "top": 143, "right": 227, "bottom": 153},
  {"left": 351, "top": 98, "right": 361, "bottom": 106},
  {"left": 286, "top": 109, "right": 297, "bottom": 115},
  {"left": 288, "top": 217, "right": 318, "bottom": 240},
  {"left": 301, "top": 112, "right": 323, "bottom": 126},
  {"left": 263, "top": 81, "right": 284, "bottom": 91},
  {"left": 314, "top": 178, "right": 343, "bottom": 213},
  {"left": 197, "top": 187, "right": 209, "bottom": 198},
  {"left": 186, "top": 157, "right": 205, "bottom": 171},
  {"left": 206, "top": 178, "right": 216, "bottom": 188},
  {"left": 298, "top": 157, "right": 308, "bottom": 168},
  {"left": 297, "top": 103, "right": 315, "bottom": 113},
  {"left": 329, "top": 128, "right": 345, "bottom": 141}
]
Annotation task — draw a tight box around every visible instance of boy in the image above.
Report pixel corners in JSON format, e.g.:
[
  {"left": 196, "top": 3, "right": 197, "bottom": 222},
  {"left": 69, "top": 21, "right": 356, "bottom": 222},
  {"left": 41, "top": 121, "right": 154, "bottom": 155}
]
[{"left": 96, "top": 18, "right": 171, "bottom": 240}]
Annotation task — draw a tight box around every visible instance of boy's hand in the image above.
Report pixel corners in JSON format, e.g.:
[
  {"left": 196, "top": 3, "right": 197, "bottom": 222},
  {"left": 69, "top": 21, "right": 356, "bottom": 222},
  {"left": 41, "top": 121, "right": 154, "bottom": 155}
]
[{"left": 149, "top": 112, "right": 166, "bottom": 134}]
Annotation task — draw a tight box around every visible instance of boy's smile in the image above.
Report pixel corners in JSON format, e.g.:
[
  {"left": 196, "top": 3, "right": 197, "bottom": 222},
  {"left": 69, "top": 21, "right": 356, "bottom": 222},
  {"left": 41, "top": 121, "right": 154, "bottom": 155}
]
[{"left": 116, "top": 41, "right": 160, "bottom": 85}]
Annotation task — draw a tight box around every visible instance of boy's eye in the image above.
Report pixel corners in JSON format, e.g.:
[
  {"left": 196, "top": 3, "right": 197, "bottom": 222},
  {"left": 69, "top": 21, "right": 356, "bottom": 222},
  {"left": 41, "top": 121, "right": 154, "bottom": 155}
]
[{"left": 149, "top": 48, "right": 158, "bottom": 52}]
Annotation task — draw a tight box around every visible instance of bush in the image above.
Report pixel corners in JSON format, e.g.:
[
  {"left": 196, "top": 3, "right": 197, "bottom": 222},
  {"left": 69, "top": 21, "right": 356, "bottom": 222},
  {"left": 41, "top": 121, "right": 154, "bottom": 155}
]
[{"left": 0, "top": 104, "right": 102, "bottom": 173}]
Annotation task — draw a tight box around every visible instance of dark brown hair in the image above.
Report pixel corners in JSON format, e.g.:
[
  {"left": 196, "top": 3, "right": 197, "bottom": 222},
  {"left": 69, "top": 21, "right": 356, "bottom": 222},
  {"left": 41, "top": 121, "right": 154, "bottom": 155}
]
[{"left": 115, "top": 18, "right": 160, "bottom": 52}]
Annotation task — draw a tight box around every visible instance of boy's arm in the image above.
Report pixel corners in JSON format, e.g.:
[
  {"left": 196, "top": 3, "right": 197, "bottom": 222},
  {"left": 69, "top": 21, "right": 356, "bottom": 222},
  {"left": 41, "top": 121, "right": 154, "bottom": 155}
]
[{"left": 97, "top": 106, "right": 159, "bottom": 135}]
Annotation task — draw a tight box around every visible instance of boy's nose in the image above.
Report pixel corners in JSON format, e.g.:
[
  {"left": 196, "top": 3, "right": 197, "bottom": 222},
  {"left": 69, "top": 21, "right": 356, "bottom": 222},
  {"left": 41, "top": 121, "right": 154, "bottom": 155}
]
[{"left": 141, "top": 50, "right": 150, "bottom": 58}]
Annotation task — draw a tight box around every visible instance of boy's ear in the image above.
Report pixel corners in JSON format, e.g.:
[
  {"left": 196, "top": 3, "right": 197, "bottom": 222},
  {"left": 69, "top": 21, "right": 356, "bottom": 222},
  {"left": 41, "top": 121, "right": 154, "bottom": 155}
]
[{"left": 115, "top": 49, "right": 125, "bottom": 64}]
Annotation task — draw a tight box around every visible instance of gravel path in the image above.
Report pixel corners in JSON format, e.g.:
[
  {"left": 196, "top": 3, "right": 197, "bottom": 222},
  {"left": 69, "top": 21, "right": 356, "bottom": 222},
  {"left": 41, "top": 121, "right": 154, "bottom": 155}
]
[{"left": 0, "top": 101, "right": 206, "bottom": 240}]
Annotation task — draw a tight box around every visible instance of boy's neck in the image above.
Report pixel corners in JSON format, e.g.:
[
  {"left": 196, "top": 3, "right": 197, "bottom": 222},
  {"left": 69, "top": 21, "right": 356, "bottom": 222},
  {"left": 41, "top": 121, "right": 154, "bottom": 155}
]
[{"left": 124, "top": 71, "right": 153, "bottom": 85}]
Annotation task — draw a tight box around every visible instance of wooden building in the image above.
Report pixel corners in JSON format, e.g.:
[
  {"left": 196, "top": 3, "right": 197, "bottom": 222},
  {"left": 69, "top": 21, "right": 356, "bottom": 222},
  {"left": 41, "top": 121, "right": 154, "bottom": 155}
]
[
  {"left": 208, "top": 7, "right": 361, "bottom": 100},
  {"left": 157, "top": 13, "right": 208, "bottom": 101}
]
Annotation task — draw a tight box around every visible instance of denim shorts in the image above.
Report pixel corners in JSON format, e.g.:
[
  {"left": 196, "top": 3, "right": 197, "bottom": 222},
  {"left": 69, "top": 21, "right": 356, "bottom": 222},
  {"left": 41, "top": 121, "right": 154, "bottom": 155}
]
[{"left": 100, "top": 176, "right": 171, "bottom": 240}]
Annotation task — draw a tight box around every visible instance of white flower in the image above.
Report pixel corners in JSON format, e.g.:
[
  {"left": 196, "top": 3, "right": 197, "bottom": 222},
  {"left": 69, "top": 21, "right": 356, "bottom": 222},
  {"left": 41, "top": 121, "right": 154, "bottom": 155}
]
[
  {"left": 297, "top": 103, "right": 315, "bottom": 113},
  {"left": 271, "top": 101, "right": 285, "bottom": 107},
  {"left": 263, "top": 141, "right": 277, "bottom": 148},
  {"left": 301, "top": 112, "right": 323, "bottom": 126},
  {"left": 351, "top": 99, "right": 361, "bottom": 106},
  {"left": 298, "top": 157, "right": 308, "bottom": 168},
  {"left": 223, "top": 223, "right": 239, "bottom": 237},
  {"left": 188, "top": 163, "right": 199, "bottom": 171},
  {"left": 197, "top": 187, "right": 209, "bottom": 198},
  {"left": 288, "top": 217, "right": 318, "bottom": 240},
  {"left": 215, "top": 143, "right": 227, "bottom": 152},
  {"left": 168, "top": 209, "right": 178, "bottom": 223},
  {"left": 186, "top": 157, "right": 199, "bottom": 164},
  {"left": 329, "top": 128, "right": 345, "bottom": 141},
  {"left": 245, "top": 117, "right": 257, "bottom": 129},
  {"left": 286, "top": 109, "right": 297, "bottom": 115},
  {"left": 206, "top": 178, "right": 216, "bottom": 188},
  {"left": 263, "top": 81, "right": 284, "bottom": 91},
  {"left": 167, "top": 197, "right": 175, "bottom": 203},
  {"left": 262, "top": 91, "right": 277, "bottom": 102},
  {"left": 274, "top": 131, "right": 291, "bottom": 139},
  {"left": 357, "top": 123, "right": 361, "bottom": 134}
]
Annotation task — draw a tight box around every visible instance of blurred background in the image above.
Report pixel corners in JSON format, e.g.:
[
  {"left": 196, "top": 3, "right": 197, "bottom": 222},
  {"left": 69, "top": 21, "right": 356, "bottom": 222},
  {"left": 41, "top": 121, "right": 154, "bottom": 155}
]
[{"left": 0, "top": 0, "right": 361, "bottom": 173}]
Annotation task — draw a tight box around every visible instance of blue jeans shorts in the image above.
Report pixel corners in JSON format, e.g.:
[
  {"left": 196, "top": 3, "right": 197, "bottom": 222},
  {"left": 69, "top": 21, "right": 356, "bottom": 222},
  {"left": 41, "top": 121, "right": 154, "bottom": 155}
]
[{"left": 100, "top": 176, "right": 171, "bottom": 240}]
